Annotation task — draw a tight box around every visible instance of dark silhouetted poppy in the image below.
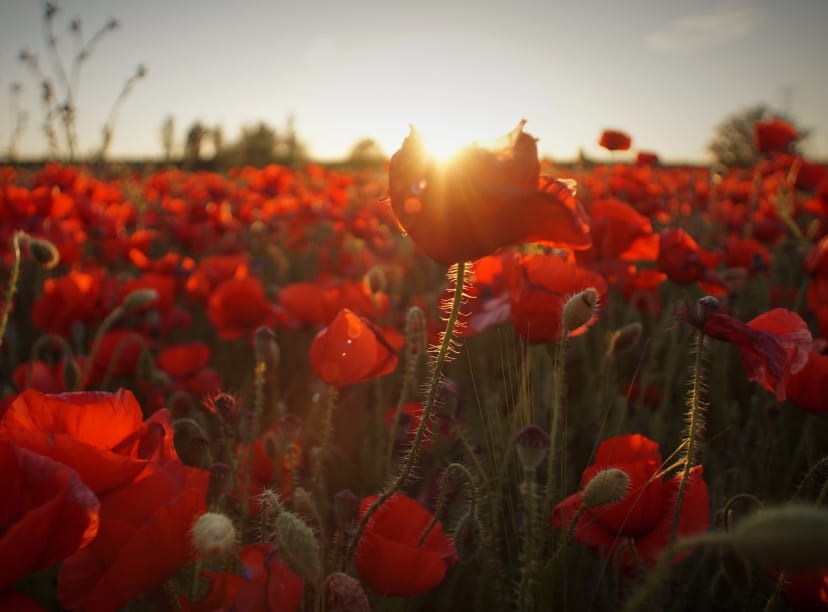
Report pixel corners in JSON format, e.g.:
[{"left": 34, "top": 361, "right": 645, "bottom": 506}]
[
  {"left": 599, "top": 129, "right": 632, "bottom": 152},
  {"left": 0, "top": 440, "right": 99, "bottom": 591},
  {"left": 185, "top": 543, "right": 305, "bottom": 612},
  {"left": 755, "top": 119, "right": 798, "bottom": 154},
  {"left": 356, "top": 493, "right": 457, "bottom": 597},
  {"left": 507, "top": 252, "right": 608, "bottom": 342},
  {"left": 0, "top": 389, "right": 164, "bottom": 492},
  {"left": 58, "top": 461, "right": 209, "bottom": 612},
  {"left": 678, "top": 305, "right": 812, "bottom": 401},
  {"left": 309, "top": 309, "right": 398, "bottom": 386},
  {"left": 552, "top": 434, "right": 709, "bottom": 567},
  {"left": 387, "top": 121, "right": 592, "bottom": 264},
  {"left": 785, "top": 351, "right": 828, "bottom": 413},
  {"left": 636, "top": 151, "right": 659, "bottom": 166}
]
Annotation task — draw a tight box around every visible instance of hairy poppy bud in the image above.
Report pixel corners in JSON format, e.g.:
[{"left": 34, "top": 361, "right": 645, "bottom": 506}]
[
  {"left": 26, "top": 237, "right": 60, "bottom": 269},
  {"left": 514, "top": 424, "right": 550, "bottom": 472},
  {"left": 453, "top": 512, "right": 483, "bottom": 561},
  {"left": 607, "top": 322, "right": 643, "bottom": 356},
  {"left": 333, "top": 489, "right": 360, "bottom": 528},
  {"left": 562, "top": 287, "right": 599, "bottom": 334},
  {"left": 191, "top": 512, "right": 237, "bottom": 559},
  {"left": 275, "top": 510, "right": 321, "bottom": 583},
  {"left": 122, "top": 288, "right": 159, "bottom": 311},
  {"left": 325, "top": 572, "right": 371, "bottom": 612},
  {"left": 582, "top": 468, "right": 630, "bottom": 509}
]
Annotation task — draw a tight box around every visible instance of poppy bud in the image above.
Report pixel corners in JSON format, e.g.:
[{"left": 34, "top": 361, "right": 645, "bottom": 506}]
[
  {"left": 325, "top": 572, "right": 371, "bottom": 612},
  {"left": 191, "top": 512, "right": 237, "bottom": 560},
  {"left": 606, "top": 322, "right": 643, "bottom": 357},
  {"left": 582, "top": 468, "right": 630, "bottom": 509},
  {"left": 26, "top": 237, "right": 60, "bottom": 269},
  {"left": 453, "top": 512, "right": 483, "bottom": 561},
  {"left": 562, "top": 288, "right": 599, "bottom": 335},
  {"left": 333, "top": 489, "right": 360, "bottom": 528},
  {"left": 122, "top": 288, "right": 159, "bottom": 311},
  {"left": 729, "top": 505, "right": 828, "bottom": 571},
  {"left": 292, "top": 486, "right": 322, "bottom": 532},
  {"left": 274, "top": 510, "right": 322, "bottom": 583},
  {"left": 696, "top": 295, "right": 721, "bottom": 326},
  {"left": 253, "top": 325, "right": 279, "bottom": 366},
  {"left": 61, "top": 358, "right": 81, "bottom": 391},
  {"left": 514, "top": 424, "right": 550, "bottom": 472}
]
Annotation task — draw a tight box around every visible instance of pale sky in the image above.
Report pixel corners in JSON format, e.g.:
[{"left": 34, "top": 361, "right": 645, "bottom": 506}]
[{"left": 1, "top": 0, "right": 827, "bottom": 163}]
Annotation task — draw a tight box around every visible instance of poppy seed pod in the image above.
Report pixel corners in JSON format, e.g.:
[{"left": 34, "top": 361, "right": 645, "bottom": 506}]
[
  {"left": 563, "top": 288, "right": 599, "bottom": 334},
  {"left": 582, "top": 468, "right": 631, "bottom": 510},
  {"left": 514, "top": 424, "right": 550, "bottom": 472},
  {"left": 274, "top": 510, "right": 322, "bottom": 583},
  {"left": 122, "top": 288, "right": 159, "bottom": 311},
  {"left": 191, "top": 512, "right": 237, "bottom": 560}
]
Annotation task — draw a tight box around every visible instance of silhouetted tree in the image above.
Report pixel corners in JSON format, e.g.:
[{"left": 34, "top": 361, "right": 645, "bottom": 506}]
[
  {"left": 708, "top": 104, "right": 809, "bottom": 167},
  {"left": 184, "top": 121, "right": 207, "bottom": 168},
  {"left": 160, "top": 115, "right": 175, "bottom": 162},
  {"left": 346, "top": 137, "right": 387, "bottom": 167}
]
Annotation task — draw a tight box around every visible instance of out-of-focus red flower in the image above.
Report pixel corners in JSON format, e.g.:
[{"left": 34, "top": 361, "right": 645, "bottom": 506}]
[
  {"left": 309, "top": 309, "right": 398, "bottom": 386},
  {"left": 238, "top": 423, "right": 301, "bottom": 513},
  {"left": 807, "top": 277, "right": 828, "bottom": 339},
  {"left": 0, "top": 590, "right": 48, "bottom": 611},
  {"left": 31, "top": 269, "right": 109, "bottom": 337},
  {"left": 58, "top": 462, "right": 209, "bottom": 612},
  {"left": 85, "top": 329, "right": 149, "bottom": 387},
  {"left": 679, "top": 304, "right": 812, "bottom": 401},
  {"left": 657, "top": 227, "right": 725, "bottom": 288},
  {"left": 507, "top": 252, "right": 608, "bottom": 342},
  {"left": 755, "top": 119, "right": 798, "bottom": 154},
  {"left": 785, "top": 351, "right": 828, "bottom": 413},
  {"left": 0, "top": 440, "right": 99, "bottom": 591},
  {"left": 724, "top": 235, "right": 772, "bottom": 276},
  {"left": 120, "top": 273, "right": 177, "bottom": 313},
  {"left": 599, "top": 129, "right": 632, "bottom": 152},
  {"left": 387, "top": 121, "right": 592, "bottom": 264},
  {"left": 12, "top": 360, "right": 65, "bottom": 393},
  {"left": 552, "top": 434, "right": 710, "bottom": 567},
  {"left": 186, "top": 254, "right": 249, "bottom": 302},
  {"left": 186, "top": 543, "right": 305, "bottom": 612},
  {"left": 769, "top": 569, "right": 828, "bottom": 612},
  {"left": 356, "top": 492, "right": 457, "bottom": 597},
  {"left": 207, "top": 276, "right": 276, "bottom": 340},
  {"left": 582, "top": 198, "right": 659, "bottom": 263},
  {"left": 0, "top": 389, "right": 169, "bottom": 492},
  {"left": 636, "top": 151, "right": 659, "bottom": 166},
  {"left": 157, "top": 342, "right": 211, "bottom": 380}
]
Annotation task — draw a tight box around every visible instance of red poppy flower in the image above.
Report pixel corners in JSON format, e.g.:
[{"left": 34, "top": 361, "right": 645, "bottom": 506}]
[
  {"left": 785, "top": 351, "right": 828, "bottom": 413},
  {"left": 599, "top": 129, "right": 632, "bottom": 152},
  {"left": 724, "top": 235, "right": 772, "bottom": 276},
  {"left": 507, "top": 252, "right": 608, "bottom": 342},
  {"left": 582, "top": 198, "right": 658, "bottom": 263},
  {"left": 0, "top": 389, "right": 165, "bottom": 492},
  {"left": 636, "top": 151, "right": 659, "bottom": 166},
  {"left": 679, "top": 305, "right": 812, "bottom": 401},
  {"left": 309, "top": 309, "right": 398, "bottom": 386},
  {"left": 84, "top": 329, "right": 149, "bottom": 387},
  {"left": 755, "top": 119, "right": 798, "bottom": 154},
  {"left": 157, "top": 342, "right": 211, "bottom": 380},
  {"left": 657, "top": 227, "right": 725, "bottom": 288},
  {"left": 185, "top": 543, "right": 305, "bottom": 612},
  {"left": 387, "top": 121, "right": 592, "bottom": 264},
  {"left": 31, "top": 268, "right": 108, "bottom": 337},
  {"left": 0, "top": 440, "right": 99, "bottom": 591},
  {"left": 12, "top": 360, "right": 65, "bottom": 393},
  {"left": 58, "top": 462, "right": 209, "bottom": 612},
  {"left": 769, "top": 569, "right": 828, "bottom": 612},
  {"left": 356, "top": 493, "right": 457, "bottom": 597},
  {"left": 207, "top": 276, "right": 277, "bottom": 340},
  {"left": 552, "top": 434, "right": 710, "bottom": 567}
]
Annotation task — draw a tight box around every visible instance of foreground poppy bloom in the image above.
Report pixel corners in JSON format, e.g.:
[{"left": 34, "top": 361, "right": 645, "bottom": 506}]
[
  {"left": 785, "top": 351, "right": 828, "bottom": 413},
  {"left": 0, "top": 389, "right": 164, "bottom": 492},
  {"left": 599, "top": 129, "right": 632, "bottom": 152},
  {"left": 356, "top": 493, "right": 457, "bottom": 597},
  {"left": 309, "top": 308, "right": 398, "bottom": 386},
  {"left": 58, "top": 462, "right": 209, "bottom": 612},
  {"left": 552, "top": 434, "right": 710, "bottom": 567},
  {"left": 387, "top": 121, "right": 591, "bottom": 264},
  {"left": 0, "top": 440, "right": 99, "bottom": 591},
  {"left": 185, "top": 544, "right": 304, "bottom": 612},
  {"left": 755, "top": 118, "right": 798, "bottom": 154},
  {"left": 678, "top": 303, "right": 812, "bottom": 401}
]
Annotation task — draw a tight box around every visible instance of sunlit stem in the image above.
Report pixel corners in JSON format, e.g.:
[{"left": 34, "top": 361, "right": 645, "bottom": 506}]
[
  {"left": 670, "top": 333, "right": 706, "bottom": 544},
  {"left": 313, "top": 385, "right": 338, "bottom": 498},
  {"left": 0, "top": 232, "right": 26, "bottom": 352},
  {"left": 345, "top": 261, "right": 467, "bottom": 563}
]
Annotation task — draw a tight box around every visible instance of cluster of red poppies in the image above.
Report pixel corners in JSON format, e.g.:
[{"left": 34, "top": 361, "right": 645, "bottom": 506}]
[{"left": 1, "top": 116, "right": 827, "bottom": 610}]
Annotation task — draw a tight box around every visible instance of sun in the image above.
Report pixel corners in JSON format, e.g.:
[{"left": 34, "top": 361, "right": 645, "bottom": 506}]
[{"left": 415, "top": 122, "right": 482, "bottom": 163}]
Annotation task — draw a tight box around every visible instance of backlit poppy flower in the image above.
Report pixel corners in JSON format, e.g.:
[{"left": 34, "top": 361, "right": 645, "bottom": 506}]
[
  {"left": 207, "top": 276, "right": 277, "bottom": 340},
  {"left": 387, "top": 121, "right": 592, "bottom": 264},
  {"left": 636, "top": 151, "right": 660, "bottom": 166},
  {"left": 309, "top": 308, "right": 398, "bottom": 386},
  {"left": 0, "top": 389, "right": 161, "bottom": 492},
  {"left": 724, "top": 235, "right": 772, "bottom": 276},
  {"left": 657, "top": 227, "right": 725, "bottom": 288},
  {"left": 58, "top": 461, "right": 209, "bottom": 612},
  {"left": 157, "top": 342, "right": 211, "bottom": 380},
  {"left": 0, "top": 440, "right": 99, "bottom": 591},
  {"left": 31, "top": 268, "right": 110, "bottom": 337},
  {"left": 356, "top": 492, "right": 457, "bottom": 597},
  {"left": 185, "top": 544, "right": 305, "bottom": 612},
  {"left": 755, "top": 119, "right": 798, "bottom": 154},
  {"left": 678, "top": 304, "right": 812, "bottom": 401},
  {"left": 581, "top": 198, "right": 658, "bottom": 263},
  {"left": 507, "top": 252, "right": 608, "bottom": 342},
  {"left": 599, "top": 129, "right": 632, "bottom": 152},
  {"left": 551, "top": 434, "right": 710, "bottom": 567},
  {"left": 785, "top": 351, "right": 828, "bottom": 413}
]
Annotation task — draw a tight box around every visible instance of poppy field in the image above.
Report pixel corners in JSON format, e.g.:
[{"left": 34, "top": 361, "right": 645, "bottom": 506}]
[{"left": 1, "top": 120, "right": 828, "bottom": 612}]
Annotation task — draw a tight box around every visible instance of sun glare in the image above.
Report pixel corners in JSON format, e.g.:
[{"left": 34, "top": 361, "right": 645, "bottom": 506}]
[{"left": 411, "top": 120, "right": 498, "bottom": 164}]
